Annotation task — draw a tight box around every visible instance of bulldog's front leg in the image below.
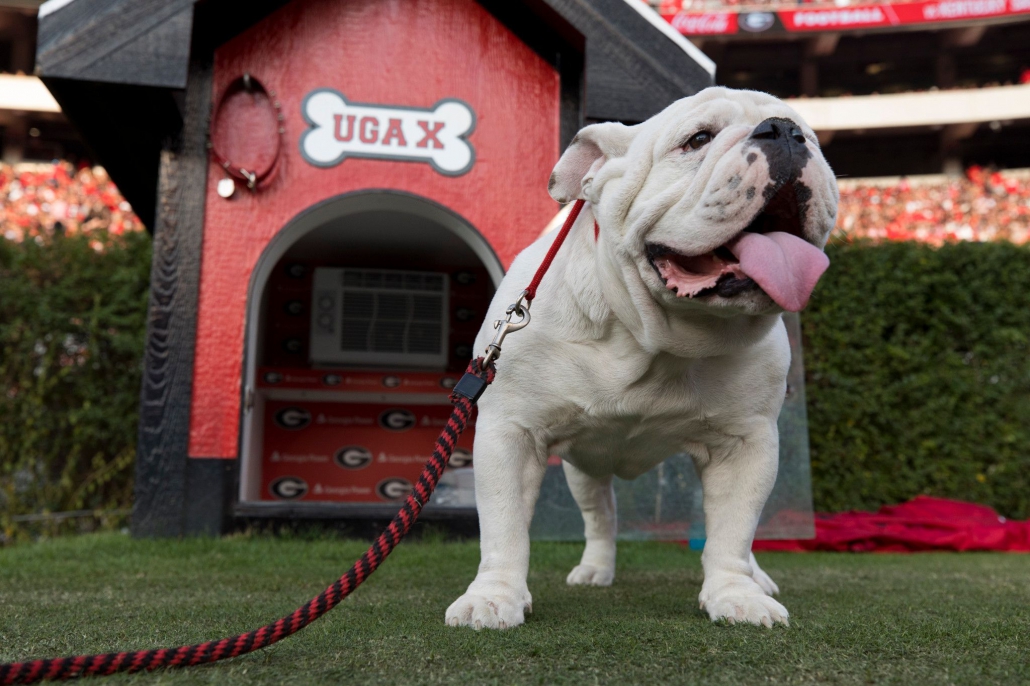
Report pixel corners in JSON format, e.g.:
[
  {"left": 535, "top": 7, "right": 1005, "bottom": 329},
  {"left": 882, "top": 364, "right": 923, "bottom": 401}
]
[
  {"left": 445, "top": 423, "right": 546, "bottom": 630},
  {"left": 697, "top": 423, "right": 789, "bottom": 627}
]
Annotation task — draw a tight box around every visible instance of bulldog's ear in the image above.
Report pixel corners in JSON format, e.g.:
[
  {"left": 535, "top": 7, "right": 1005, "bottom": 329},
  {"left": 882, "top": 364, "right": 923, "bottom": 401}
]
[{"left": 548, "top": 122, "right": 633, "bottom": 203}]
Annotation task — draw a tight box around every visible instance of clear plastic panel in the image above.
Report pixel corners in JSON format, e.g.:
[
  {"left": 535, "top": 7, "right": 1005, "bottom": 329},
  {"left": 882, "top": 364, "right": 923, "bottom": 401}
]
[{"left": 530, "top": 313, "right": 815, "bottom": 542}]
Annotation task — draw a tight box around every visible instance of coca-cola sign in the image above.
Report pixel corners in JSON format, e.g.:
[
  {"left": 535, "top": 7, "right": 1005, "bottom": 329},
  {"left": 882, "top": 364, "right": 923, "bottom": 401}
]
[{"left": 669, "top": 11, "right": 737, "bottom": 34}]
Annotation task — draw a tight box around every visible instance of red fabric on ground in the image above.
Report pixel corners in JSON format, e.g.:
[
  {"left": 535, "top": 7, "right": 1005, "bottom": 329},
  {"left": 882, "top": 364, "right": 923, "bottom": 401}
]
[{"left": 753, "top": 497, "right": 1030, "bottom": 552}]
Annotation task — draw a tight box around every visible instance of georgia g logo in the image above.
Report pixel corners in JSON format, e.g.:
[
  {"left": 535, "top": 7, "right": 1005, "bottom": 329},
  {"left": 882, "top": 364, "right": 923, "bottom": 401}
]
[
  {"left": 378, "top": 409, "right": 416, "bottom": 432},
  {"left": 449, "top": 448, "right": 473, "bottom": 468},
  {"left": 376, "top": 478, "right": 413, "bottom": 501},
  {"left": 269, "top": 476, "right": 308, "bottom": 500},
  {"left": 274, "top": 407, "right": 312, "bottom": 430},
  {"left": 334, "top": 446, "right": 373, "bottom": 470}
]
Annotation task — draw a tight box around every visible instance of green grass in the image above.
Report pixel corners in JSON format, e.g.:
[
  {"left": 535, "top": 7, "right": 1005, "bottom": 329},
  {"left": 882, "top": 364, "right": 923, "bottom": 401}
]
[{"left": 1, "top": 534, "right": 1028, "bottom": 685}]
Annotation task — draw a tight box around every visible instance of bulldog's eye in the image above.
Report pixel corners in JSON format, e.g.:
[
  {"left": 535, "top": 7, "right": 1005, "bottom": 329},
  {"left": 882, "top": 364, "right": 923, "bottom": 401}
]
[{"left": 683, "top": 131, "right": 713, "bottom": 151}]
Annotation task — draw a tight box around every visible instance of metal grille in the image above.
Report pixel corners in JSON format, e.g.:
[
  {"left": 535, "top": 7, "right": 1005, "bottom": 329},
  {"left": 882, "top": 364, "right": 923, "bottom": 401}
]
[{"left": 339, "top": 269, "right": 444, "bottom": 356}]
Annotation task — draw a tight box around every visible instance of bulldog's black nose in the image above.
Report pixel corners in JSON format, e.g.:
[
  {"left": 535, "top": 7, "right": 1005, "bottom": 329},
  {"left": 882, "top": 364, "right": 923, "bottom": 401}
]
[{"left": 751, "top": 118, "right": 807, "bottom": 146}]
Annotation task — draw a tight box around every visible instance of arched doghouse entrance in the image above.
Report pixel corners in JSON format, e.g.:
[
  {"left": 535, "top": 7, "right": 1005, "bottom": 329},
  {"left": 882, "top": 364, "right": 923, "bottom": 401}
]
[{"left": 237, "top": 191, "right": 501, "bottom": 517}]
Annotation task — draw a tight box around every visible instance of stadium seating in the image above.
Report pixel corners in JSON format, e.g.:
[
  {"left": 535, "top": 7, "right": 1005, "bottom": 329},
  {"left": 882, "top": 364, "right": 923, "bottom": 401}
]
[
  {"left": 3, "top": 162, "right": 1027, "bottom": 247},
  {"left": 787, "top": 84, "right": 1030, "bottom": 142},
  {"left": 837, "top": 168, "right": 1030, "bottom": 244},
  {"left": 0, "top": 161, "right": 141, "bottom": 242}
]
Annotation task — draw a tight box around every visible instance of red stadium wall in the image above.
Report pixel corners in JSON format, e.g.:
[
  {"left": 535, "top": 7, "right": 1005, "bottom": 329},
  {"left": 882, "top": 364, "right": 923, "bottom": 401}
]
[{"left": 188, "top": 0, "right": 561, "bottom": 459}]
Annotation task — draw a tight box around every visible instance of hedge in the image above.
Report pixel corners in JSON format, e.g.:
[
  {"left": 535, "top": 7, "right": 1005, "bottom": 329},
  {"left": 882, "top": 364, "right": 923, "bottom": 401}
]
[
  {"left": 2, "top": 234, "right": 1028, "bottom": 542},
  {"left": 0, "top": 232, "right": 151, "bottom": 542},
  {"left": 804, "top": 240, "right": 1030, "bottom": 519}
]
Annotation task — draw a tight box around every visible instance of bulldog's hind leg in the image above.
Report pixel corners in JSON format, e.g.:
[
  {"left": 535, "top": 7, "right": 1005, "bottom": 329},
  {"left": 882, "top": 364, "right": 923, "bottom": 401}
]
[
  {"left": 445, "top": 424, "right": 546, "bottom": 630},
  {"left": 696, "top": 425, "right": 789, "bottom": 627},
  {"left": 563, "top": 460, "right": 617, "bottom": 586}
]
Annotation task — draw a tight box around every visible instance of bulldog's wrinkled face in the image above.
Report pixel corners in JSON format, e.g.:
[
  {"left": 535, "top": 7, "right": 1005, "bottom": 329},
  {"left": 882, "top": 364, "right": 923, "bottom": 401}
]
[{"left": 549, "top": 87, "right": 839, "bottom": 316}]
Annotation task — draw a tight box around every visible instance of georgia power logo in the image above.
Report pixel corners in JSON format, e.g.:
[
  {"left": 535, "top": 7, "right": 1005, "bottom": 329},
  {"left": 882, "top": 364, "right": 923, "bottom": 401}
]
[
  {"left": 274, "top": 407, "right": 312, "bottom": 430},
  {"left": 269, "top": 476, "right": 308, "bottom": 500},
  {"left": 334, "top": 445, "right": 373, "bottom": 470},
  {"left": 378, "top": 409, "right": 417, "bottom": 432},
  {"left": 376, "top": 477, "right": 413, "bottom": 501},
  {"left": 300, "top": 90, "right": 476, "bottom": 176}
]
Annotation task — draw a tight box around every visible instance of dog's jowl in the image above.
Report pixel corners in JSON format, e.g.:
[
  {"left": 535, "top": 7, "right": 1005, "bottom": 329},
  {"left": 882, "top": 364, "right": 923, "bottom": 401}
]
[{"left": 446, "top": 87, "right": 838, "bottom": 630}]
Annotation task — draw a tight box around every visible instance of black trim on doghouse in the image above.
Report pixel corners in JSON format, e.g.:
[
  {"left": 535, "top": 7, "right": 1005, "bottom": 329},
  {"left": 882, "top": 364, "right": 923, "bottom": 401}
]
[
  {"left": 235, "top": 502, "right": 479, "bottom": 521},
  {"left": 36, "top": 0, "right": 193, "bottom": 88},
  {"left": 37, "top": 78, "right": 182, "bottom": 230},
  {"left": 546, "top": 0, "right": 713, "bottom": 123},
  {"left": 132, "top": 48, "right": 212, "bottom": 538},
  {"left": 184, "top": 458, "right": 237, "bottom": 536}
]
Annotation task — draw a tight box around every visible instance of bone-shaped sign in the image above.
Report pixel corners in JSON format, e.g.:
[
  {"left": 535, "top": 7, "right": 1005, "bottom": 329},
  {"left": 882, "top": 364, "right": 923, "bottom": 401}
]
[{"left": 299, "top": 89, "right": 476, "bottom": 176}]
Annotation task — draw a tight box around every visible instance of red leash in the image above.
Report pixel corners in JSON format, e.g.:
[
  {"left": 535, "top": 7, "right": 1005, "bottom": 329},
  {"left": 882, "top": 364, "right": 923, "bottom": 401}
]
[
  {"left": 524, "top": 199, "right": 586, "bottom": 302},
  {"left": 0, "top": 199, "right": 587, "bottom": 685},
  {"left": 0, "top": 361, "right": 491, "bottom": 685}
]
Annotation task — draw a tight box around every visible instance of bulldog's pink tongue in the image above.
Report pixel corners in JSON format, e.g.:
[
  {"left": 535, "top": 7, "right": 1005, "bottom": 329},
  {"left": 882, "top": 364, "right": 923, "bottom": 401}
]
[{"left": 727, "top": 232, "right": 829, "bottom": 312}]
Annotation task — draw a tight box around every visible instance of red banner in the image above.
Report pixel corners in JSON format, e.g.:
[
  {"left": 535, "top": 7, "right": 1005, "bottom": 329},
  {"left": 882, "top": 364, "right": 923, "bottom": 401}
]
[
  {"left": 661, "top": 0, "right": 1030, "bottom": 34},
  {"left": 260, "top": 399, "right": 475, "bottom": 504}
]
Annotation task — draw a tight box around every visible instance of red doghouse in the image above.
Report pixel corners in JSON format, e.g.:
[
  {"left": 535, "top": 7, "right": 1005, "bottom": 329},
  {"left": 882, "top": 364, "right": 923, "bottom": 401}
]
[{"left": 36, "top": 0, "right": 713, "bottom": 535}]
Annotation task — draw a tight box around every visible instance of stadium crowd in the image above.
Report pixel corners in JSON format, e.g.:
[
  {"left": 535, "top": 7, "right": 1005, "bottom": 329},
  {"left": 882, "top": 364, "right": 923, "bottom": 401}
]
[
  {"left": 0, "top": 161, "right": 142, "bottom": 243},
  {"left": 1, "top": 161, "right": 1028, "bottom": 246},
  {"left": 836, "top": 167, "right": 1030, "bottom": 245}
]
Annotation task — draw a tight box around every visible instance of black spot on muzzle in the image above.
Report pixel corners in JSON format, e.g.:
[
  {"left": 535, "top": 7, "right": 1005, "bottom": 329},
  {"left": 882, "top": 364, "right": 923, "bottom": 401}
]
[{"left": 747, "top": 117, "right": 814, "bottom": 231}]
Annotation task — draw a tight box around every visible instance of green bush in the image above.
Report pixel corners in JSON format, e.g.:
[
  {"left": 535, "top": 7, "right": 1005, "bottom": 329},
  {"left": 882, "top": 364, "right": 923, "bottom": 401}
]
[
  {"left": 803, "top": 240, "right": 1030, "bottom": 519},
  {"left": 2, "top": 234, "right": 1028, "bottom": 539},
  {"left": 0, "top": 232, "right": 151, "bottom": 542}
]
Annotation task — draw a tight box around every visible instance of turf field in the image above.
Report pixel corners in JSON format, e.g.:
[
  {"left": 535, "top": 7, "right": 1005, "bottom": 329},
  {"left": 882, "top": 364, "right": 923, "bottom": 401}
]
[{"left": 1, "top": 533, "right": 1028, "bottom": 685}]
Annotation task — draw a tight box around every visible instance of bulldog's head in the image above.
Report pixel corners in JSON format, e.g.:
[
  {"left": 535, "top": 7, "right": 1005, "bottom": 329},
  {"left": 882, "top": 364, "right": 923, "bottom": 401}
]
[{"left": 549, "top": 87, "right": 838, "bottom": 320}]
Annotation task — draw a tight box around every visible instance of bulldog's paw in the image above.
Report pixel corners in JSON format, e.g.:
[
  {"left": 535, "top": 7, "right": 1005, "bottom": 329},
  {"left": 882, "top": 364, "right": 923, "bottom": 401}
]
[
  {"left": 750, "top": 554, "right": 780, "bottom": 596},
  {"left": 566, "top": 564, "right": 614, "bottom": 587},
  {"left": 445, "top": 585, "right": 532, "bottom": 630},
  {"left": 699, "top": 576, "right": 789, "bottom": 628},
  {"left": 751, "top": 564, "right": 779, "bottom": 596}
]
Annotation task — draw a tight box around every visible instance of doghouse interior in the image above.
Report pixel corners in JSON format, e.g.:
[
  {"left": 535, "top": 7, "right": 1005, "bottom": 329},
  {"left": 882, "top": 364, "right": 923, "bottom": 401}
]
[
  {"left": 239, "top": 203, "right": 497, "bottom": 510},
  {"left": 258, "top": 211, "right": 493, "bottom": 373}
]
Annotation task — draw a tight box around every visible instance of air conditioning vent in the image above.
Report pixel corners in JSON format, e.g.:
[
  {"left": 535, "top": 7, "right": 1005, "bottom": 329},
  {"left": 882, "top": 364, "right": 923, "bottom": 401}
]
[{"left": 310, "top": 268, "right": 449, "bottom": 368}]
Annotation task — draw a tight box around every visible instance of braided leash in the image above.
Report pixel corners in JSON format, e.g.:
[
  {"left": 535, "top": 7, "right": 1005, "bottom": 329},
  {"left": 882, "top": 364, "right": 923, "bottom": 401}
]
[
  {"left": 0, "top": 198, "right": 588, "bottom": 685},
  {"left": 0, "top": 359, "right": 495, "bottom": 685}
]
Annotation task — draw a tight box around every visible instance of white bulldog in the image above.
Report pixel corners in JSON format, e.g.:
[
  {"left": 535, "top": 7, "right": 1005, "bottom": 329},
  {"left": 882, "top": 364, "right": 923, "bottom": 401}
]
[{"left": 445, "top": 87, "right": 838, "bottom": 630}]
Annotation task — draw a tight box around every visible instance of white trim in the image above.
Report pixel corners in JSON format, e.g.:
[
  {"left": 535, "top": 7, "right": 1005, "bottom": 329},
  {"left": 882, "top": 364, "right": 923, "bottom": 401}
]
[
  {"left": 786, "top": 84, "right": 1030, "bottom": 132},
  {"left": 38, "top": 0, "right": 78, "bottom": 19},
  {"left": 0, "top": 75, "right": 60, "bottom": 113},
  {"left": 621, "top": 0, "right": 716, "bottom": 77}
]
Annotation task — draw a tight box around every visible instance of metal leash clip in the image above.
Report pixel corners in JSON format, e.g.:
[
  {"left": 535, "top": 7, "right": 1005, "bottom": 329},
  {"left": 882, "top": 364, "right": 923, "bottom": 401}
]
[
  {"left": 483, "top": 289, "right": 531, "bottom": 367},
  {"left": 451, "top": 290, "right": 531, "bottom": 404}
]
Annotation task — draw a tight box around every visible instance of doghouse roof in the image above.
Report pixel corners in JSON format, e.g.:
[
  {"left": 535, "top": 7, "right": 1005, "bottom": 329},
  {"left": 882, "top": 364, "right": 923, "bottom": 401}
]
[{"left": 35, "top": 0, "right": 714, "bottom": 228}]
